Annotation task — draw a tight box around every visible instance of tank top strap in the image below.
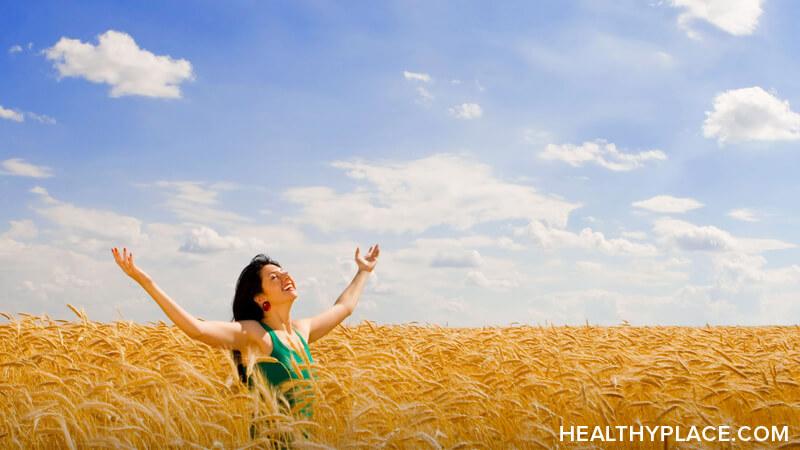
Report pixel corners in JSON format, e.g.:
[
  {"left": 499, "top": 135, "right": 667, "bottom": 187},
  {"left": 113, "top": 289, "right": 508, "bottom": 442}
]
[
  {"left": 257, "top": 320, "right": 276, "bottom": 337},
  {"left": 259, "top": 321, "right": 308, "bottom": 358},
  {"left": 295, "top": 329, "right": 312, "bottom": 357}
]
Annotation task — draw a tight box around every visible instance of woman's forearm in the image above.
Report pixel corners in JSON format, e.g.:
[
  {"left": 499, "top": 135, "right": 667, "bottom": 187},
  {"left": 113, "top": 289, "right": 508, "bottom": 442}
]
[
  {"left": 334, "top": 270, "right": 371, "bottom": 313},
  {"left": 137, "top": 276, "right": 203, "bottom": 338}
]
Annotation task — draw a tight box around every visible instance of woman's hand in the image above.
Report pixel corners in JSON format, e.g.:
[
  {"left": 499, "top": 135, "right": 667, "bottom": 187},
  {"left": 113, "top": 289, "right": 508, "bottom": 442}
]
[
  {"left": 355, "top": 244, "right": 380, "bottom": 273},
  {"left": 111, "top": 247, "right": 150, "bottom": 284}
]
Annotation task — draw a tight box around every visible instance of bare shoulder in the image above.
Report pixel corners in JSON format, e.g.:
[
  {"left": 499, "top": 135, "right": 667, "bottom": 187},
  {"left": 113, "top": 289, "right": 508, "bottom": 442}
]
[
  {"left": 237, "top": 319, "right": 273, "bottom": 354},
  {"left": 237, "top": 319, "right": 261, "bottom": 332},
  {"left": 294, "top": 318, "right": 312, "bottom": 343}
]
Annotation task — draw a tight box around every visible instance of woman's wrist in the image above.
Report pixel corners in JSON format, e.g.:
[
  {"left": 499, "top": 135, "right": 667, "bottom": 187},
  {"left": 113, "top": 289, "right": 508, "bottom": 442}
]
[{"left": 135, "top": 273, "right": 153, "bottom": 286}]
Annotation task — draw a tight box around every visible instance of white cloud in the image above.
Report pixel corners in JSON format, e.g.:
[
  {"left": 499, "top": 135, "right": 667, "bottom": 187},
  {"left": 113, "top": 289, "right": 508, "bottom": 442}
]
[
  {"left": 621, "top": 230, "right": 648, "bottom": 240},
  {"left": 540, "top": 139, "right": 666, "bottom": 171},
  {"left": 449, "top": 103, "right": 483, "bottom": 119},
  {"left": 415, "top": 86, "right": 434, "bottom": 104},
  {"left": 466, "top": 270, "right": 518, "bottom": 290},
  {"left": 143, "top": 181, "right": 250, "bottom": 225},
  {"left": 653, "top": 218, "right": 794, "bottom": 253},
  {"left": 575, "top": 258, "right": 690, "bottom": 286},
  {"left": 728, "top": 208, "right": 759, "bottom": 222},
  {"left": 526, "top": 286, "right": 747, "bottom": 326},
  {"left": 527, "top": 289, "right": 619, "bottom": 325},
  {"left": 29, "top": 186, "right": 57, "bottom": 203},
  {"left": 26, "top": 112, "right": 57, "bottom": 124},
  {"left": 1, "top": 220, "right": 38, "bottom": 241},
  {"left": 669, "top": 0, "right": 764, "bottom": 37},
  {"left": 632, "top": 195, "right": 704, "bottom": 213},
  {"left": 430, "top": 249, "right": 483, "bottom": 268},
  {"left": 713, "top": 252, "right": 800, "bottom": 290},
  {"left": 703, "top": 87, "right": 800, "bottom": 145},
  {"left": 285, "top": 153, "right": 579, "bottom": 234},
  {"left": 403, "top": 71, "right": 431, "bottom": 83},
  {"left": 30, "top": 187, "right": 144, "bottom": 243},
  {"left": 44, "top": 30, "right": 194, "bottom": 99},
  {"left": 1, "top": 158, "right": 54, "bottom": 178},
  {"left": 0, "top": 105, "right": 24, "bottom": 122},
  {"left": 437, "top": 298, "right": 466, "bottom": 314},
  {"left": 395, "top": 236, "right": 524, "bottom": 263},
  {"left": 179, "top": 226, "right": 258, "bottom": 254},
  {"left": 9, "top": 45, "right": 23, "bottom": 54},
  {"left": 518, "top": 220, "right": 658, "bottom": 256}
]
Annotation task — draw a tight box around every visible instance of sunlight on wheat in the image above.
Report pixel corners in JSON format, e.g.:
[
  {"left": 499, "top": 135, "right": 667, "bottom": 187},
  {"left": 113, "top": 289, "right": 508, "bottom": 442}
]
[{"left": 1, "top": 307, "right": 799, "bottom": 449}]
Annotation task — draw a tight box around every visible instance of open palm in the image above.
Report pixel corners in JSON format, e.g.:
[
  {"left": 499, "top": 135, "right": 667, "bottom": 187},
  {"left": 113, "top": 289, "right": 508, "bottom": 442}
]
[
  {"left": 355, "top": 244, "right": 380, "bottom": 272},
  {"left": 111, "top": 247, "right": 149, "bottom": 283}
]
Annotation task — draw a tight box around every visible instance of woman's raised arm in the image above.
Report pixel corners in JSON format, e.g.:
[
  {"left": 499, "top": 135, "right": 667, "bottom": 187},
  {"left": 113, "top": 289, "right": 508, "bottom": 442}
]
[
  {"left": 301, "top": 244, "right": 380, "bottom": 344},
  {"left": 111, "top": 247, "right": 252, "bottom": 350}
]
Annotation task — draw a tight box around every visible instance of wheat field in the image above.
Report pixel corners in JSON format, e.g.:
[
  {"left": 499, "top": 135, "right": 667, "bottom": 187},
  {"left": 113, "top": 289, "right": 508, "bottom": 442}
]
[{"left": 2, "top": 306, "right": 800, "bottom": 449}]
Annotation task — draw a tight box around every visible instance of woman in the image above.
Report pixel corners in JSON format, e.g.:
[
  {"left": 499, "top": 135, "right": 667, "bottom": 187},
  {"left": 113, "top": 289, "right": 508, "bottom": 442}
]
[{"left": 110, "top": 244, "right": 380, "bottom": 438}]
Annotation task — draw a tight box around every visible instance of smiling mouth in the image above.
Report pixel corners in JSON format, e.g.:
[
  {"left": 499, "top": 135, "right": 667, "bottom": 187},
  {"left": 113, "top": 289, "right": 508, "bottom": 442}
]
[{"left": 282, "top": 282, "right": 295, "bottom": 291}]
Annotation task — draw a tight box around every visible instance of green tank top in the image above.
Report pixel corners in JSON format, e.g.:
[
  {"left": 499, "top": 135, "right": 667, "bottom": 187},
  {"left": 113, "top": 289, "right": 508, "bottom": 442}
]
[{"left": 247, "top": 321, "right": 316, "bottom": 418}]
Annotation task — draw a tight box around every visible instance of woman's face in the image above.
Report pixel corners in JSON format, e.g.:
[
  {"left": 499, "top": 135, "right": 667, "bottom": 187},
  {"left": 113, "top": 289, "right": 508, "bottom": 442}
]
[{"left": 258, "top": 263, "right": 298, "bottom": 305}]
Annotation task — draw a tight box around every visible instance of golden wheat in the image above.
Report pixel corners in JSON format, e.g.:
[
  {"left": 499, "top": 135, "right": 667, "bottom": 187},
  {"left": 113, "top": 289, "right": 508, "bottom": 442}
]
[{"left": 1, "top": 311, "right": 800, "bottom": 448}]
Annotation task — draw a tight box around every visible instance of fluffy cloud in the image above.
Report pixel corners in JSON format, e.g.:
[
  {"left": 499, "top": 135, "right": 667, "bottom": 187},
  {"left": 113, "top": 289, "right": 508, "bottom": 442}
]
[
  {"left": 1, "top": 220, "right": 38, "bottom": 241},
  {"left": 284, "top": 153, "right": 579, "bottom": 234},
  {"left": 728, "top": 208, "right": 759, "bottom": 222},
  {"left": 540, "top": 139, "right": 666, "bottom": 171},
  {"left": 403, "top": 71, "right": 431, "bottom": 83},
  {"left": 632, "top": 195, "right": 704, "bottom": 213},
  {"left": 713, "top": 252, "right": 800, "bottom": 290},
  {"left": 8, "top": 45, "right": 23, "bottom": 54},
  {"left": 44, "top": 30, "right": 194, "bottom": 99},
  {"left": 669, "top": 0, "right": 764, "bottom": 37},
  {"left": 703, "top": 87, "right": 800, "bottom": 145},
  {"left": 449, "top": 103, "right": 483, "bottom": 119},
  {"left": 30, "top": 186, "right": 144, "bottom": 243},
  {"left": 517, "top": 220, "right": 658, "bottom": 256},
  {"left": 0, "top": 107, "right": 56, "bottom": 124},
  {"left": 653, "top": 218, "right": 794, "bottom": 253},
  {"left": 0, "top": 105, "right": 24, "bottom": 122},
  {"left": 142, "top": 181, "right": 250, "bottom": 225},
  {"left": 466, "top": 270, "right": 518, "bottom": 290},
  {"left": 179, "top": 226, "right": 261, "bottom": 253},
  {"left": 1, "top": 158, "right": 54, "bottom": 178}
]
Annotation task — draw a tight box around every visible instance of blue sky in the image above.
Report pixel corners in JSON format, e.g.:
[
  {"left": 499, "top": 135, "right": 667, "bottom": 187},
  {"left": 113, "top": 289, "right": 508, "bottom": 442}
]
[{"left": 2, "top": 0, "right": 799, "bottom": 326}]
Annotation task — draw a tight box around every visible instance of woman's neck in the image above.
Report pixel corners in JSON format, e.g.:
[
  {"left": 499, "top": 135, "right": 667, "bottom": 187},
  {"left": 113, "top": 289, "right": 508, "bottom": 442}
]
[{"left": 264, "top": 305, "right": 293, "bottom": 333}]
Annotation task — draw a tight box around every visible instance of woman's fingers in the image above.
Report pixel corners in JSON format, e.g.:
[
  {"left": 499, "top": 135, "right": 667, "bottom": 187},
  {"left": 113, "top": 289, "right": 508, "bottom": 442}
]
[{"left": 111, "top": 247, "right": 135, "bottom": 273}]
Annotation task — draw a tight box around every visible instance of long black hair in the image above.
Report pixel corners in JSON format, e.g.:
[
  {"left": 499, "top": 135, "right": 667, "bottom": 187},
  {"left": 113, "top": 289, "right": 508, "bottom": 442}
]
[{"left": 231, "top": 253, "right": 281, "bottom": 383}]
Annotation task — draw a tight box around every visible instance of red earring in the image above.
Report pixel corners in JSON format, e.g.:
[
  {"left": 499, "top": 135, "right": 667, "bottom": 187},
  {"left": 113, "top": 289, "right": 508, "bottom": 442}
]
[{"left": 261, "top": 301, "right": 271, "bottom": 312}]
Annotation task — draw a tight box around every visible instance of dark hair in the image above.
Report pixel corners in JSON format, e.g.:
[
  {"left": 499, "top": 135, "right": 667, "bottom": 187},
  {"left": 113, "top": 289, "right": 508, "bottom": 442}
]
[{"left": 231, "top": 253, "right": 281, "bottom": 383}]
